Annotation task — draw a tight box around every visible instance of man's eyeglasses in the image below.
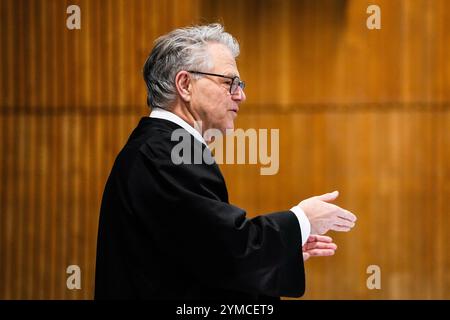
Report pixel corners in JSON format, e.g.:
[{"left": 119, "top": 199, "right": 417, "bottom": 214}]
[{"left": 188, "top": 71, "right": 245, "bottom": 95}]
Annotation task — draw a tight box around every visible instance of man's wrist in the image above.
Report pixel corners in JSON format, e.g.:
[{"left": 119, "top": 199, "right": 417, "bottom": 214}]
[{"left": 289, "top": 205, "right": 311, "bottom": 246}]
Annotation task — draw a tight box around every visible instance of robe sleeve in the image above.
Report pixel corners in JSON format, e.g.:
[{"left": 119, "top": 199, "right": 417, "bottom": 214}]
[{"left": 125, "top": 136, "right": 305, "bottom": 298}]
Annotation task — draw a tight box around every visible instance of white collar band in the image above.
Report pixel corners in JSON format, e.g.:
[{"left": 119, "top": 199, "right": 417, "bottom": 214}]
[{"left": 149, "top": 107, "right": 207, "bottom": 146}]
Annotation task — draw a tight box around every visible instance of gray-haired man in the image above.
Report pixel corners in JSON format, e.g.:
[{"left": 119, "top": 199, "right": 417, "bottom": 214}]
[{"left": 95, "top": 24, "right": 356, "bottom": 300}]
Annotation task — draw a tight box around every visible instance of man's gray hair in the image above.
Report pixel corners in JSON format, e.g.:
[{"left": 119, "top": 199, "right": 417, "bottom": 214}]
[{"left": 142, "top": 23, "right": 240, "bottom": 109}]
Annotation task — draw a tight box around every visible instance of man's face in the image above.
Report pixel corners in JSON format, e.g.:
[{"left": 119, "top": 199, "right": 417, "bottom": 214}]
[{"left": 190, "top": 43, "right": 246, "bottom": 134}]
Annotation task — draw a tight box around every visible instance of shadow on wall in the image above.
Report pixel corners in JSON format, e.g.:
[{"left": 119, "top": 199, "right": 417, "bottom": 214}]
[
  {"left": 198, "top": 0, "right": 349, "bottom": 50},
  {"left": 197, "top": 0, "right": 350, "bottom": 104}
]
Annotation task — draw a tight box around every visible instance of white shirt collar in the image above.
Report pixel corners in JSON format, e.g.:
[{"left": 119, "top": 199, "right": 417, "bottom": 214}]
[{"left": 149, "top": 107, "right": 207, "bottom": 146}]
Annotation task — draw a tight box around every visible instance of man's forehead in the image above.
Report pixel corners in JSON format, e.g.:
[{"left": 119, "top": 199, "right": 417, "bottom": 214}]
[{"left": 207, "top": 43, "right": 239, "bottom": 76}]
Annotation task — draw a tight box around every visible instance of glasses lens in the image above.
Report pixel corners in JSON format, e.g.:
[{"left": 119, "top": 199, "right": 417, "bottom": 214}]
[{"left": 231, "top": 78, "right": 240, "bottom": 94}]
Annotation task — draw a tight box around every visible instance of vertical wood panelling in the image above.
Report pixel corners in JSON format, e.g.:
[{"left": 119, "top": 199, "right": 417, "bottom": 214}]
[
  {"left": 0, "top": 0, "right": 202, "bottom": 300},
  {"left": 1, "top": 0, "right": 449, "bottom": 299}
]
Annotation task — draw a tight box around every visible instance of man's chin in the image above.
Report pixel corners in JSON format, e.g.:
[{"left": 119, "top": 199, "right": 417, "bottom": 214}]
[
  {"left": 205, "top": 122, "right": 234, "bottom": 138},
  {"left": 224, "top": 124, "right": 235, "bottom": 135}
]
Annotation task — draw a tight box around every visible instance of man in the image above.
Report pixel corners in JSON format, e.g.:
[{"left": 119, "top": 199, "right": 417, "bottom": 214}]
[{"left": 95, "top": 24, "right": 357, "bottom": 300}]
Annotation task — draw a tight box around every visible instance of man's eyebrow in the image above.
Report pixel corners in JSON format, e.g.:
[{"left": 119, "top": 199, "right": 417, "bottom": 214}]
[{"left": 224, "top": 72, "right": 239, "bottom": 78}]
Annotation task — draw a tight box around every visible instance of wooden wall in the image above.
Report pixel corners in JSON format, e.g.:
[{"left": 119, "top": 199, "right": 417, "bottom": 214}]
[{"left": 1, "top": 0, "right": 449, "bottom": 299}]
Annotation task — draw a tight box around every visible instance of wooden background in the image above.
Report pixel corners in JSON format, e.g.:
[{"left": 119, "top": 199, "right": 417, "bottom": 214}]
[{"left": 1, "top": 0, "right": 449, "bottom": 299}]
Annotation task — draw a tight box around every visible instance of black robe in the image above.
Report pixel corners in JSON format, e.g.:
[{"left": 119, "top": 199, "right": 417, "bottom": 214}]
[{"left": 94, "top": 117, "right": 305, "bottom": 300}]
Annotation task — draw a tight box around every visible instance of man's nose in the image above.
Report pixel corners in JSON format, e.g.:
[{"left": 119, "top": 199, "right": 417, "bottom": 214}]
[{"left": 232, "top": 87, "right": 246, "bottom": 102}]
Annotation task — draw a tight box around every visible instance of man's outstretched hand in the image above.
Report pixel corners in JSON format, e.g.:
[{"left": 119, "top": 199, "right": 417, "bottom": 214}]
[
  {"left": 299, "top": 190, "right": 357, "bottom": 235},
  {"left": 302, "top": 235, "right": 337, "bottom": 261}
]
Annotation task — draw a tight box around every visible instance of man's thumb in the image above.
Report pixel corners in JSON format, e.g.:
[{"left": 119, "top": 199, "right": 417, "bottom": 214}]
[{"left": 316, "top": 190, "right": 339, "bottom": 202}]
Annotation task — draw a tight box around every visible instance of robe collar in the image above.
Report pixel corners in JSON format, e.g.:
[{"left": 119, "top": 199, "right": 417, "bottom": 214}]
[{"left": 149, "top": 107, "right": 207, "bottom": 146}]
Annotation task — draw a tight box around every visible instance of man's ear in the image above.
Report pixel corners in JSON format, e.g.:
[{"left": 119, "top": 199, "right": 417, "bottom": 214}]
[{"left": 175, "top": 71, "right": 192, "bottom": 103}]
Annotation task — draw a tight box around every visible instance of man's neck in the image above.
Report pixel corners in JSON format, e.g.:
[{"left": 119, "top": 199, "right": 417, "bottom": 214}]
[
  {"left": 168, "top": 103, "right": 192, "bottom": 123},
  {"left": 150, "top": 106, "right": 207, "bottom": 146},
  {"left": 168, "top": 103, "right": 202, "bottom": 135}
]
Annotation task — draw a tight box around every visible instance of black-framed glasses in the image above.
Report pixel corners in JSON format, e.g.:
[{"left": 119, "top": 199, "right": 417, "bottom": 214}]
[{"left": 188, "top": 71, "right": 245, "bottom": 95}]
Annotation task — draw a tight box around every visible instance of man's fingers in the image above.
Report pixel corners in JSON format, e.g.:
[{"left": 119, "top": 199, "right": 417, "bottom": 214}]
[
  {"left": 303, "top": 252, "right": 310, "bottom": 261},
  {"left": 330, "top": 224, "right": 352, "bottom": 232},
  {"left": 307, "top": 234, "right": 333, "bottom": 243},
  {"left": 338, "top": 209, "right": 357, "bottom": 222},
  {"left": 307, "top": 249, "right": 335, "bottom": 257},
  {"left": 305, "top": 241, "right": 337, "bottom": 251},
  {"left": 335, "top": 218, "right": 355, "bottom": 229}
]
